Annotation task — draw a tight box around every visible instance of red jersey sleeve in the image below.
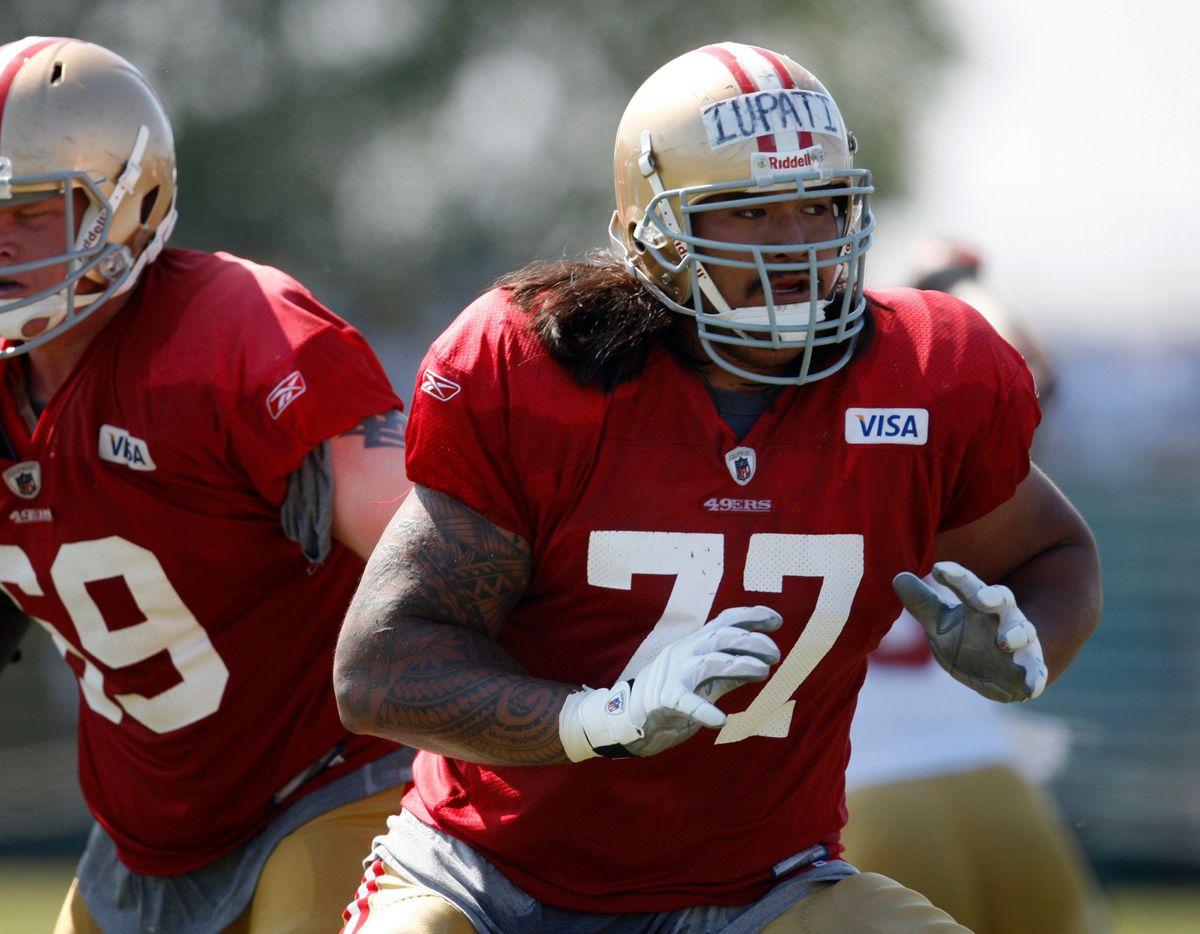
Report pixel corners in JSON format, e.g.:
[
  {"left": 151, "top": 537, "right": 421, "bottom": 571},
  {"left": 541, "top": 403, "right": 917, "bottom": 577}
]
[
  {"left": 406, "top": 289, "right": 602, "bottom": 540},
  {"left": 186, "top": 258, "right": 403, "bottom": 506},
  {"left": 927, "top": 291, "right": 1041, "bottom": 530}
]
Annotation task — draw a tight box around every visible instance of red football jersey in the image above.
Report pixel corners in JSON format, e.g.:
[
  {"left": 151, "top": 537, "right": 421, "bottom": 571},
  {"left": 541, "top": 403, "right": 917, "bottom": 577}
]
[
  {"left": 0, "top": 249, "right": 404, "bottom": 875},
  {"left": 403, "top": 285, "right": 1039, "bottom": 911}
]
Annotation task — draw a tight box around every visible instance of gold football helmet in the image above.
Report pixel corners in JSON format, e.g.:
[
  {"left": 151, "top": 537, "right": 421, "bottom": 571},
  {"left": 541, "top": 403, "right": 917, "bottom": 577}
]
[
  {"left": 609, "top": 42, "right": 873, "bottom": 385},
  {"left": 0, "top": 37, "right": 177, "bottom": 354}
]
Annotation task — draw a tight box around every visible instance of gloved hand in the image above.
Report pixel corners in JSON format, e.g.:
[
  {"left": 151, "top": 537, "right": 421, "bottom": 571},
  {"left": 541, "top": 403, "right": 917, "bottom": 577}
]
[
  {"left": 558, "top": 606, "right": 783, "bottom": 761},
  {"left": 892, "top": 561, "right": 1048, "bottom": 703}
]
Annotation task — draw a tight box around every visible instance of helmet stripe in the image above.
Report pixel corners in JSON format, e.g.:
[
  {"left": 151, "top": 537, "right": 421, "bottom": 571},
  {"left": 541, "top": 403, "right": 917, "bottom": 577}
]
[
  {"left": 748, "top": 45, "right": 796, "bottom": 89},
  {"left": 700, "top": 43, "right": 761, "bottom": 94},
  {"left": 749, "top": 44, "right": 814, "bottom": 151},
  {"left": 700, "top": 43, "right": 809, "bottom": 153},
  {"left": 0, "top": 38, "right": 62, "bottom": 148}
]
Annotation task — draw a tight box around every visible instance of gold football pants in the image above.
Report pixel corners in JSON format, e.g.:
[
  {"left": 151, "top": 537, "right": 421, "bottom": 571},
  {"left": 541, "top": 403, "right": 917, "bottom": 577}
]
[
  {"left": 54, "top": 783, "right": 407, "bottom": 934},
  {"left": 842, "top": 764, "right": 1105, "bottom": 934}
]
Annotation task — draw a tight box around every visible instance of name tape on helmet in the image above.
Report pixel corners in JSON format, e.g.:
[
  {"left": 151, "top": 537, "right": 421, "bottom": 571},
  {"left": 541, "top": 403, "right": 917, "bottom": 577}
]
[{"left": 702, "top": 90, "right": 843, "bottom": 151}]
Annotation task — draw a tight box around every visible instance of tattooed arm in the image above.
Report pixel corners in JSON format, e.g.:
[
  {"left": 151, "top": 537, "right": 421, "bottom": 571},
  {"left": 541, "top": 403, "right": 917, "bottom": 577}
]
[{"left": 333, "top": 484, "right": 573, "bottom": 765}]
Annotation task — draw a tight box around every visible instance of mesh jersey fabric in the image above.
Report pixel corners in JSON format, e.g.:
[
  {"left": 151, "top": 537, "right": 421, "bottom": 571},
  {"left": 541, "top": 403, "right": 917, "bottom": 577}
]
[
  {"left": 0, "top": 248, "right": 405, "bottom": 874},
  {"left": 401, "top": 285, "right": 1039, "bottom": 911}
]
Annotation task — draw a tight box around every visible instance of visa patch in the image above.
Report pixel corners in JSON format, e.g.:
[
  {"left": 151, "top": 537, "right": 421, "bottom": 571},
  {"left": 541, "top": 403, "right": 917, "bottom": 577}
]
[
  {"left": 98, "top": 425, "right": 157, "bottom": 470},
  {"left": 844, "top": 408, "right": 929, "bottom": 445}
]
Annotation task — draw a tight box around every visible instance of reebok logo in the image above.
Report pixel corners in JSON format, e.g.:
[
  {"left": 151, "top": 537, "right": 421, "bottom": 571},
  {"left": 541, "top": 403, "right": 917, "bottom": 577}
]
[
  {"left": 844, "top": 408, "right": 929, "bottom": 445},
  {"left": 420, "top": 370, "right": 461, "bottom": 402},
  {"left": 267, "top": 371, "right": 307, "bottom": 420}
]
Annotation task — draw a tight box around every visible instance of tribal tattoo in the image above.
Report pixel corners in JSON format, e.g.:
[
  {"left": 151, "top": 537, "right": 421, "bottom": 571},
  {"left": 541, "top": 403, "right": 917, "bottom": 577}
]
[
  {"left": 342, "top": 409, "right": 406, "bottom": 449},
  {"left": 336, "top": 485, "right": 570, "bottom": 765}
]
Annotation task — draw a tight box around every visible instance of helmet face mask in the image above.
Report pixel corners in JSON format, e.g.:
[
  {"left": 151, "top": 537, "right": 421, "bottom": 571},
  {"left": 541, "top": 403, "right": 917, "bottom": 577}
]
[
  {"left": 0, "top": 170, "right": 135, "bottom": 345},
  {"left": 609, "top": 42, "right": 874, "bottom": 386},
  {"left": 0, "top": 37, "right": 177, "bottom": 356}
]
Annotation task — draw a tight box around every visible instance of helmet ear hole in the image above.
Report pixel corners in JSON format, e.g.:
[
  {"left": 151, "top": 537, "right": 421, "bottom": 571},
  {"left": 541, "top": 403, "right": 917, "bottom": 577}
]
[
  {"left": 628, "top": 222, "right": 646, "bottom": 254},
  {"left": 139, "top": 185, "right": 160, "bottom": 224}
]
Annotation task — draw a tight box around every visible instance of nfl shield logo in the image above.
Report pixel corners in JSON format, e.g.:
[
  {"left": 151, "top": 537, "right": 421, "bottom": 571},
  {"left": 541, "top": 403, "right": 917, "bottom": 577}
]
[
  {"left": 605, "top": 684, "right": 629, "bottom": 716},
  {"left": 3, "top": 460, "right": 42, "bottom": 499},
  {"left": 724, "top": 446, "right": 757, "bottom": 486}
]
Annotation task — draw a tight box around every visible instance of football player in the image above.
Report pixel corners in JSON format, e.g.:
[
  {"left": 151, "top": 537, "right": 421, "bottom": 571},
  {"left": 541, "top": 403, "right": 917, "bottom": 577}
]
[
  {"left": 333, "top": 42, "right": 1103, "bottom": 932},
  {"left": 0, "top": 37, "right": 413, "bottom": 933}
]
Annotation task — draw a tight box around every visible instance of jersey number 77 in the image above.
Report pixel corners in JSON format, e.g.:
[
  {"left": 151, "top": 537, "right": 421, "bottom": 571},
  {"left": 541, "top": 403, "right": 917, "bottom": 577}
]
[{"left": 588, "top": 531, "right": 864, "bottom": 744}]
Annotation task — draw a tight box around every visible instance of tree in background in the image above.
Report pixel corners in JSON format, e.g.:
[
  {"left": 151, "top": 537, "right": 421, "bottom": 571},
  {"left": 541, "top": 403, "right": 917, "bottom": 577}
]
[{"left": 8, "top": 0, "right": 952, "bottom": 380}]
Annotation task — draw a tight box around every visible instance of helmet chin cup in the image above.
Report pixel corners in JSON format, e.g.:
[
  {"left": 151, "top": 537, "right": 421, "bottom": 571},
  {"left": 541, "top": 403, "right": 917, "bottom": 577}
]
[
  {"left": 0, "top": 244, "right": 130, "bottom": 352},
  {"left": 714, "top": 300, "right": 832, "bottom": 340}
]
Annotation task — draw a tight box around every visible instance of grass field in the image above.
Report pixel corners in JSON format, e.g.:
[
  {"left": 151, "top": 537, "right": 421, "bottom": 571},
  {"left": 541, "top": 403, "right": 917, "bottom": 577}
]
[{"left": 1, "top": 861, "right": 1197, "bottom": 933}]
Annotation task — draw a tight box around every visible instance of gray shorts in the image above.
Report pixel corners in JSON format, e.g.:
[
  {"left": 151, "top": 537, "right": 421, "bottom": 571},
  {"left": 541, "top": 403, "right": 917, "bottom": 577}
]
[
  {"left": 77, "top": 747, "right": 413, "bottom": 934},
  {"left": 371, "top": 809, "right": 857, "bottom": 934}
]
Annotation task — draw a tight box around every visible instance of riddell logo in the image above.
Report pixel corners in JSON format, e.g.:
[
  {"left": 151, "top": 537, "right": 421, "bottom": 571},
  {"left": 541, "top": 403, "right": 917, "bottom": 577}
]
[
  {"left": 79, "top": 211, "right": 108, "bottom": 251},
  {"left": 751, "top": 147, "right": 826, "bottom": 185},
  {"left": 766, "top": 152, "right": 816, "bottom": 170}
]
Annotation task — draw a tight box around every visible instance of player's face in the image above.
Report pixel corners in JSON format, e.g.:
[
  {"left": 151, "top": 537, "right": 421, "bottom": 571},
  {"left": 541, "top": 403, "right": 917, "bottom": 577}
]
[
  {"left": 689, "top": 193, "right": 843, "bottom": 382},
  {"left": 0, "top": 189, "right": 84, "bottom": 302},
  {"left": 691, "top": 192, "right": 843, "bottom": 309},
  {"left": 0, "top": 188, "right": 96, "bottom": 340}
]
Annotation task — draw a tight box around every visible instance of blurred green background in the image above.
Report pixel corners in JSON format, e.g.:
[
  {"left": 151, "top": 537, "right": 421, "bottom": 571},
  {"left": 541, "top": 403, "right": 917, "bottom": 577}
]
[{"left": 1, "top": 0, "right": 1197, "bottom": 930}]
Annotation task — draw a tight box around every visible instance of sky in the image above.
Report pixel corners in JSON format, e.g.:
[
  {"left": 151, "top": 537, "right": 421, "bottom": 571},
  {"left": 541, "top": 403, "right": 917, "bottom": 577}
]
[{"left": 867, "top": 0, "right": 1199, "bottom": 346}]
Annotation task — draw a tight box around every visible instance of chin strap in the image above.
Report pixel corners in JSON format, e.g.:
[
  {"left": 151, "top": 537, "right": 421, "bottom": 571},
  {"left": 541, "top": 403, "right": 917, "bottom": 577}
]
[
  {"left": 633, "top": 130, "right": 729, "bottom": 314},
  {"left": 74, "top": 124, "right": 149, "bottom": 257}
]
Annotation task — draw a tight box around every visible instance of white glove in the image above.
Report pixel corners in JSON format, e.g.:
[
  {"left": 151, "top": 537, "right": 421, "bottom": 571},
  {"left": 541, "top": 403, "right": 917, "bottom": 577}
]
[
  {"left": 558, "top": 605, "right": 782, "bottom": 761},
  {"left": 892, "top": 561, "right": 1048, "bottom": 703}
]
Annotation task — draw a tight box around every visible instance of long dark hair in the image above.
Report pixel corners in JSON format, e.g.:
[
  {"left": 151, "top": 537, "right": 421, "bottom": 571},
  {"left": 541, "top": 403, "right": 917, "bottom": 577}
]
[
  {"left": 497, "top": 252, "right": 674, "bottom": 391},
  {"left": 498, "top": 252, "right": 881, "bottom": 392}
]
